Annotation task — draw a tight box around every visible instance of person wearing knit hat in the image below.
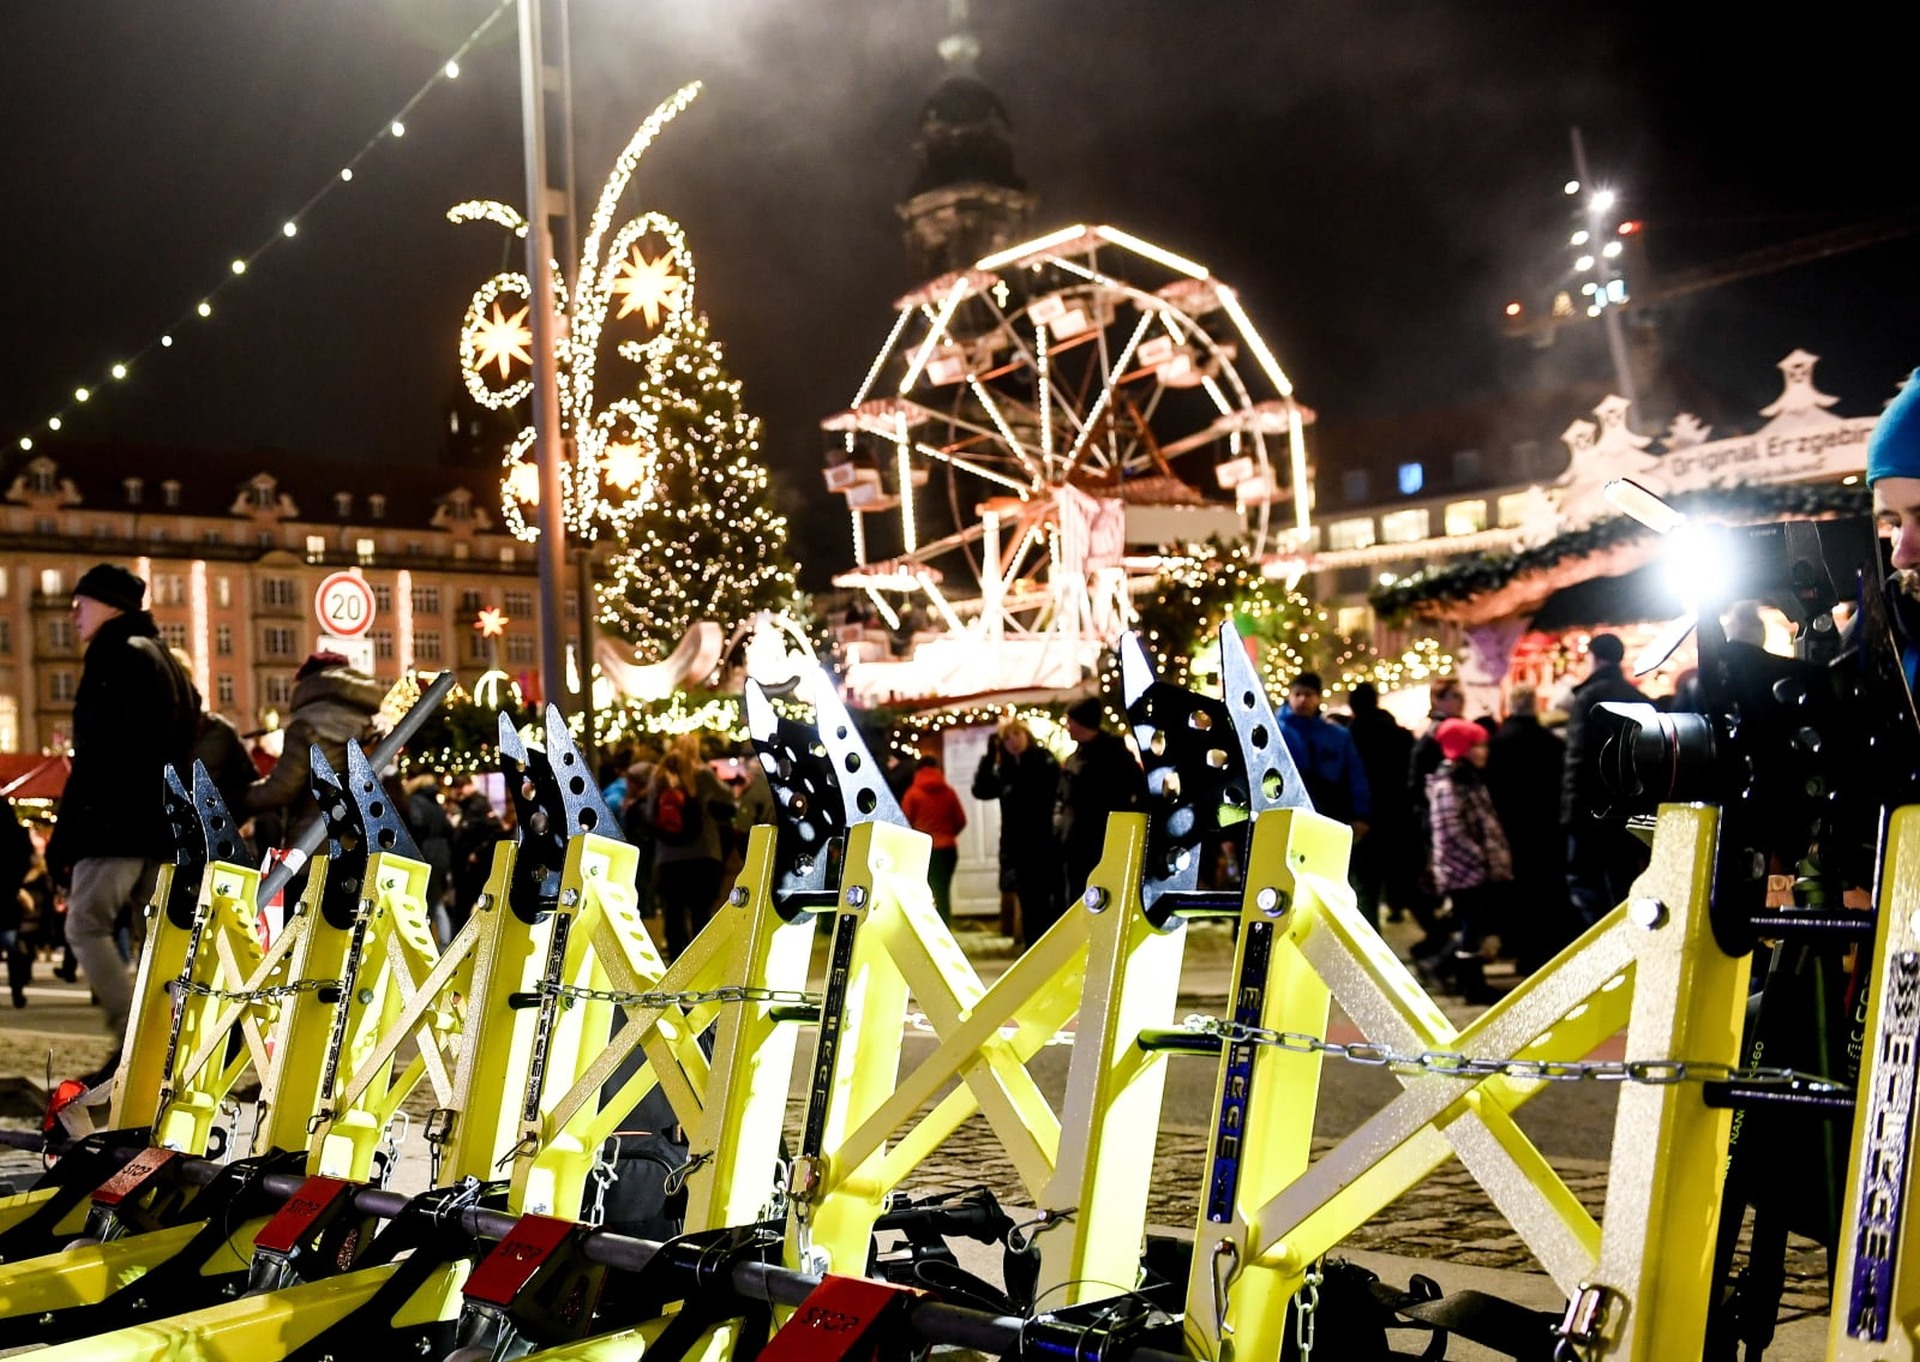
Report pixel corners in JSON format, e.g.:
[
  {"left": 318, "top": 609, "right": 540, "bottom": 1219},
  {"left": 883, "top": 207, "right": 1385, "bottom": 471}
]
[
  {"left": 45, "top": 563, "right": 198, "bottom": 1085},
  {"left": 1278, "top": 671, "right": 1371, "bottom": 835},
  {"left": 1423, "top": 715, "right": 1510, "bottom": 1005},
  {"left": 1056, "top": 694, "right": 1146, "bottom": 907}
]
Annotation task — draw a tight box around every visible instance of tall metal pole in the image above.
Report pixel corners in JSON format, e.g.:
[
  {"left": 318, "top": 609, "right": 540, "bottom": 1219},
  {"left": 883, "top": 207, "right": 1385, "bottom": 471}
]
[
  {"left": 519, "top": 0, "right": 569, "bottom": 711},
  {"left": 1571, "top": 127, "right": 1642, "bottom": 427},
  {"left": 555, "top": 0, "right": 597, "bottom": 752}
]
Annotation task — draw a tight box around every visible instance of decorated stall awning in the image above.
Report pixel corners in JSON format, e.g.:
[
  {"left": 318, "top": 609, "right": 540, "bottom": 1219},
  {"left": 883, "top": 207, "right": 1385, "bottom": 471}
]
[{"left": 1370, "top": 481, "right": 1869, "bottom": 628}]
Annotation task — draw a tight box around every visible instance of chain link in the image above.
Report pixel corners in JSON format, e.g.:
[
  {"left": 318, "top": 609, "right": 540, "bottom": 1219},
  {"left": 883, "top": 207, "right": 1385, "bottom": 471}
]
[
  {"left": 1183, "top": 1015, "right": 1852, "bottom": 1093},
  {"left": 168, "top": 977, "right": 345, "bottom": 1004},
  {"left": 539, "top": 981, "right": 824, "bottom": 1012},
  {"left": 1295, "top": 1259, "right": 1322, "bottom": 1360}
]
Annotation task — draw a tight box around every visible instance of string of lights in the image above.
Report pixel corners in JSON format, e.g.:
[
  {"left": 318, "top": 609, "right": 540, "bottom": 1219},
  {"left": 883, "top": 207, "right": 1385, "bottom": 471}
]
[{"left": 13, "top": 0, "right": 516, "bottom": 455}]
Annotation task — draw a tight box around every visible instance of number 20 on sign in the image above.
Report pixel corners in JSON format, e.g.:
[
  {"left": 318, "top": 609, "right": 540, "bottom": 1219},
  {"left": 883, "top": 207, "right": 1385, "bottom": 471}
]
[{"left": 313, "top": 571, "right": 376, "bottom": 639}]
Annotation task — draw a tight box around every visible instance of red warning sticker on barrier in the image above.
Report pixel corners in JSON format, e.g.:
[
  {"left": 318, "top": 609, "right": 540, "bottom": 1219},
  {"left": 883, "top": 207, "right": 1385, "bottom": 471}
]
[
  {"left": 464, "top": 1214, "right": 578, "bottom": 1307},
  {"left": 760, "top": 1274, "right": 922, "bottom": 1362},
  {"left": 254, "top": 1175, "right": 354, "bottom": 1256},
  {"left": 91, "top": 1147, "right": 179, "bottom": 1207}
]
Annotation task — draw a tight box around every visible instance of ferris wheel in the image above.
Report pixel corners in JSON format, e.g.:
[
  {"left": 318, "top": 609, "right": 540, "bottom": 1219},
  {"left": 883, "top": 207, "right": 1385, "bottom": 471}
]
[{"left": 824, "top": 223, "right": 1312, "bottom": 699}]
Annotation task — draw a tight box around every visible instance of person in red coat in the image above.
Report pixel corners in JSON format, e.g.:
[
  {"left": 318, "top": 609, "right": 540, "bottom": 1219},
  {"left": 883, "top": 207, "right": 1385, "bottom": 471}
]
[{"left": 902, "top": 755, "right": 967, "bottom": 921}]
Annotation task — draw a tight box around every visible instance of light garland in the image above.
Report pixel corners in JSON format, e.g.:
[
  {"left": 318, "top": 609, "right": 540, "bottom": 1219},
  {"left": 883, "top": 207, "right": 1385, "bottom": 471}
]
[
  {"left": 13, "top": 0, "right": 516, "bottom": 453},
  {"left": 454, "top": 83, "right": 703, "bottom": 544}
]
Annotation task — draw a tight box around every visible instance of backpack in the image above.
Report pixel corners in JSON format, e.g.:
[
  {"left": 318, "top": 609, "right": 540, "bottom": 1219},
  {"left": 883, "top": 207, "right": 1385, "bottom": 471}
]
[{"left": 654, "top": 784, "right": 703, "bottom": 847}]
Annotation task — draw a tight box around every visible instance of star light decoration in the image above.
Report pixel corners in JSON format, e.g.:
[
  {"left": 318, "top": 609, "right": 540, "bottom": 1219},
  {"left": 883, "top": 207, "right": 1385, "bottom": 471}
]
[
  {"left": 474, "top": 606, "right": 509, "bottom": 638},
  {"left": 449, "top": 82, "right": 702, "bottom": 543}
]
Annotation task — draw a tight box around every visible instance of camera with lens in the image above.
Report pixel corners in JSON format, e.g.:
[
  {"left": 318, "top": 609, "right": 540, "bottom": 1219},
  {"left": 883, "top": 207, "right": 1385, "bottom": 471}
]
[{"left": 1588, "top": 510, "right": 1920, "bottom": 953}]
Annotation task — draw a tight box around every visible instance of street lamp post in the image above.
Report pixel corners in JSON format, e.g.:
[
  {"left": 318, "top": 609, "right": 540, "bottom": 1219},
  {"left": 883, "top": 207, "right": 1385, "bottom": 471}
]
[{"left": 517, "top": 0, "right": 570, "bottom": 720}]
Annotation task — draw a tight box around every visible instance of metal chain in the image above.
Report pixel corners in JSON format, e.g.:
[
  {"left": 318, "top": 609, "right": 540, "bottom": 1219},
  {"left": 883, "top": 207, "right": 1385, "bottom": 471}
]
[
  {"left": 1183, "top": 1015, "right": 1852, "bottom": 1093},
  {"left": 168, "top": 977, "right": 345, "bottom": 1004},
  {"left": 1295, "top": 1259, "right": 1322, "bottom": 1360},
  {"left": 538, "top": 981, "right": 824, "bottom": 1011}
]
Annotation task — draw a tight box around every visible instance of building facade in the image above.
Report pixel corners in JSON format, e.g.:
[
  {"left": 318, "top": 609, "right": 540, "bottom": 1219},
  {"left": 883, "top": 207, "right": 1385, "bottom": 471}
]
[{"left": 0, "top": 445, "right": 564, "bottom": 754}]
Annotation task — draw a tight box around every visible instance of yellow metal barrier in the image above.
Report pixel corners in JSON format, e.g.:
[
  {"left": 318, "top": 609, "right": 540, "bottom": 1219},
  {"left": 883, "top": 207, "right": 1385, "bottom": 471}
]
[{"left": 1183, "top": 801, "right": 1749, "bottom": 1360}]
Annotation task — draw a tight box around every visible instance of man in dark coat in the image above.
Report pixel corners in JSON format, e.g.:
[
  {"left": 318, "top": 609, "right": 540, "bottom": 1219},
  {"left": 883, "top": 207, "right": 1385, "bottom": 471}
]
[
  {"left": 1055, "top": 696, "right": 1146, "bottom": 907},
  {"left": 1485, "top": 684, "right": 1573, "bottom": 970},
  {"left": 45, "top": 563, "right": 197, "bottom": 1064},
  {"left": 1561, "top": 633, "right": 1650, "bottom": 925},
  {"left": 1345, "top": 682, "right": 1414, "bottom": 931},
  {"left": 972, "top": 718, "right": 1063, "bottom": 945}
]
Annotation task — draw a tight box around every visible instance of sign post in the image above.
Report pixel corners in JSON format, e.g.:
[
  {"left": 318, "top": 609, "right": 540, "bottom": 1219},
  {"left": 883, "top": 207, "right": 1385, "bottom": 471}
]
[{"left": 313, "top": 570, "right": 377, "bottom": 674}]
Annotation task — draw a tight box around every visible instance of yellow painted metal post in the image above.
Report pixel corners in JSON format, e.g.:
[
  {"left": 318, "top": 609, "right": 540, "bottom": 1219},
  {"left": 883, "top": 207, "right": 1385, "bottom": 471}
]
[
  {"left": 1590, "top": 803, "right": 1750, "bottom": 1358},
  {"left": 787, "top": 819, "right": 922, "bottom": 1276},
  {"left": 1035, "top": 811, "right": 1179, "bottom": 1307},
  {"left": 1831, "top": 805, "right": 1920, "bottom": 1359},
  {"left": 679, "top": 824, "right": 816, "bottom": 1233},
  {"left": 255, "top": 861, "right": 341, "bottom": 1157},
  {"left": 113, "top": 862, "right": 193, "bottom": 1133},
  {"left": 1184, "top": 806, "right": 1343, "bottom": 1362}
]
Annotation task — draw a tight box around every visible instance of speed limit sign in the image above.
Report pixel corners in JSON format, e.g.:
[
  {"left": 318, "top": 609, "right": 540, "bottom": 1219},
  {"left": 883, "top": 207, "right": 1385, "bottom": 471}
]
[{"left": 314, "top": 571, "right": 376, "bottom": 639}]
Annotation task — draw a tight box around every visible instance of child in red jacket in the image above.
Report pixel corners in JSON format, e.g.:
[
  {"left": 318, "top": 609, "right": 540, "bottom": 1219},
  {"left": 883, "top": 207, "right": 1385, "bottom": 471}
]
[{"left": 901, "top": 756, "right": 968, "bottom": 921}]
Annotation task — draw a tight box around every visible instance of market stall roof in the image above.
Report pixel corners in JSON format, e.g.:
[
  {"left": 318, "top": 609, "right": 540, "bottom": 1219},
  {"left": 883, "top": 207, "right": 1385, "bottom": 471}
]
[
  {"left": 0, "top": 753, "right": 69, "bottom": 801},
  {"left": 1369, "top": 482, "right": 1869, "bottom": 629}
]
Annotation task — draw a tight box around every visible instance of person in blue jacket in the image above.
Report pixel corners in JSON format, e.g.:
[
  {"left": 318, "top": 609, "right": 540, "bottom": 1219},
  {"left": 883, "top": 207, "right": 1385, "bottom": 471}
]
[{"left": 1278, "top": 672, "right": 1372, "bottom": 834}]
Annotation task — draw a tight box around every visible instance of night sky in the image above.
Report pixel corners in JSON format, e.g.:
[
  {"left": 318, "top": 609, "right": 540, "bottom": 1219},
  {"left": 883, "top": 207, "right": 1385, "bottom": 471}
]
[{"left": 5, "top": 2, "right": 1916, "bottom": 585}]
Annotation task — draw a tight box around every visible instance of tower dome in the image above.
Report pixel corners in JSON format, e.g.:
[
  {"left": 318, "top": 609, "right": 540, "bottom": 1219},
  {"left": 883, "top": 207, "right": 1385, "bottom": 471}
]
[{"left": 898, "top": 0, "right": 1036, "bottom": 282}]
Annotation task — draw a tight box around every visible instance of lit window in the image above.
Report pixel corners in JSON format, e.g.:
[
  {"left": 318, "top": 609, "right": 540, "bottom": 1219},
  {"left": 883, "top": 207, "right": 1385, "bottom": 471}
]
[
  {"left": 305, "top": 534, "right": 326, "bottom": 563},
  {"left": 215, "top": 576, "right": 232, "bottom": 609},
  {"left": 39, "top": 568, "right": 62, "bottom": 596},
  {"left": 162, "top": 480, "right": 181, "bottom": 507},
  {"left": 1337, "top": 606, "right": 1371, "bottom": 635},
  {"left": 1495, "top": 492, "right": 1532, "bottom": 528},
  {"left": 499, "top": 546, "right": 516, "bottom": 566},
  {"left": 335, "top": 492, "right": 353, "bottom": 517},
  {"left": 0, "top": 696, "right": 15, "bottom": 753},
  {"left": 1397, "top": 463, "right": 1424, "bottom": 495},
  {"left": 356, "top": 538, "right": 376, "bottom": 565},
  {"left": 1444, "top": 500, "right": 1488, "bottom": 536},
  {"left": 1381, "top": 508, "right": 1431, "bottom": 543},
  {"left": 124, "top": 477, "right": 144, "bottom": 505},
  {"left": 1327, "top": 518, "right": 1376, "bottom": 551},
  {"left": 368, "top": 494, "right": 387, "bottom": 520},
  {"left": 453, "top": 542, "right": 470, "bottom": 561}
]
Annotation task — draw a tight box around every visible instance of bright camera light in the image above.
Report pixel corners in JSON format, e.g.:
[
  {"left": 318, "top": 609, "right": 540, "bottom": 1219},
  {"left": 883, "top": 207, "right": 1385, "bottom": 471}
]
[
  {"left": 1664, "top": 523, "right": 1733, "bottom": 607},
  {"left": 340, "top": 167, "right": 354, "bottom": 182},
  {"left": 391, "top": 120, "right": 406, "bottom": 138},
  {"left": 1591, "top": 189, "right": 1616, "bottom": 213},
  {"left": 283, "top": 221, "right": 298, "bottom": 238},
  {"left": 1570, "top": 230, "right": 1590, "bottom": 246},
  {"left": 1602, "top": 240, "right": 1623, "bottom": 259},
  {"left": 1564, "top": 180, "right": 1581, "bottom": 195},
  {"left": 1575, "top": 255, "right": 1595, "bottom": 271},
  {"left": 1605, "top": 478, "right": 1687, "bottom": 534}
]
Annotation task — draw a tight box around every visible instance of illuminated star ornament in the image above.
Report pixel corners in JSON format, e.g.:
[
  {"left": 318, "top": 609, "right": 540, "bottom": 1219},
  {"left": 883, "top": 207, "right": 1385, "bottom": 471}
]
[
  {"left": 474, "top": 606, "right": 509, "bottom": 638},
  {"left": 449, "top": 82, "right": 703, "bottom": 543},
  {"left": 610, "top": 248, "right": 684, "bottom": 328},
  {"left": 474, "top": 301, "right": 533, "bottom": 380}
]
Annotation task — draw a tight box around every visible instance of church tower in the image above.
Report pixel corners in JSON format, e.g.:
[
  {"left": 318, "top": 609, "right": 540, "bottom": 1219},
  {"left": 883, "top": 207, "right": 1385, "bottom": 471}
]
[{"left": 897, "top": 0, "right": 1036, "bottom": 283}]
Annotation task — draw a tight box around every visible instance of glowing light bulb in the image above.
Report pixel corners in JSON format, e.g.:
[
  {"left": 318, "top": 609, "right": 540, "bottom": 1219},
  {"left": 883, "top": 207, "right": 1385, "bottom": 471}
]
[
  {"left": 111, "top": 363, "right": 127, "bottom": 380},
  {"left": 283, "top": 221, "right": 298, "bottom": 238},
  {"left": 197, "top": 301, "right": 212, "bottom": 317},
  {"left": 444, "top": 59, "right": 461, "bottom": 79},
  {"left": 231, "top": 259, "right": 247, "bottom": 275},
  {"left": 390, "top": 120, "right": 406, "bottom": 138},
  {"left": 340, "top": 167, "right": 354, "bottom": 182},
  {"left": 74, "top": 387, "right": 90, "bottom": 402},
  {"left": 161, "top": 335, "right": 174, "bottom": 347},
  {"left": 1564, "top": 179, "right": 1580, "bottom": 195},
  {"left": 48, "top": 417, "right": 62, "bottom": 431},
  {"left": 18, "top": 437, "right": 32, "bottom": 451}
]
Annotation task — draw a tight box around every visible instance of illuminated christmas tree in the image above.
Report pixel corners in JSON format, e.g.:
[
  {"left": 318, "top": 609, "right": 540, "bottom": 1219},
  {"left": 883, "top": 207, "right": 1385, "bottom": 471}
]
[{"left": 598, "top": 312, "right": 799, "bottom": 662}]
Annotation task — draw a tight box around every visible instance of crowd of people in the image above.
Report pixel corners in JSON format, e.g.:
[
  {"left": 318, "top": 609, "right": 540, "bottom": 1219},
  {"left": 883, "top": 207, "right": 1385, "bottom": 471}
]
[{"left": 1275, "top": 635, "right": 1652, "bottom": 1004}]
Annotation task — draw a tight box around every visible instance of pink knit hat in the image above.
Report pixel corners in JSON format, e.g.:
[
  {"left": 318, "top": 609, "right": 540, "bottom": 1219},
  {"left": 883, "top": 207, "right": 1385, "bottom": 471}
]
[{"left": 1436, "top": 718, "right": 1487, "bottom": 761}]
